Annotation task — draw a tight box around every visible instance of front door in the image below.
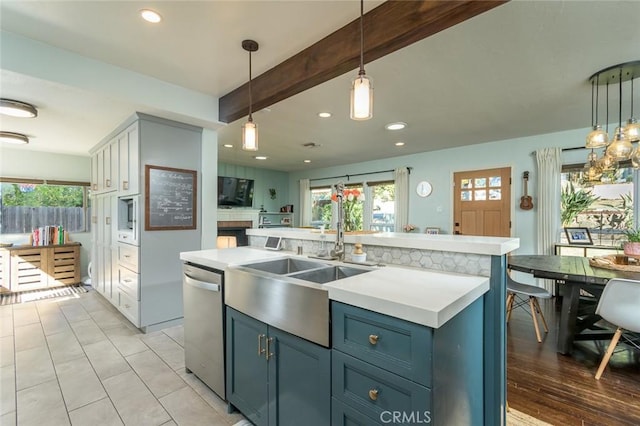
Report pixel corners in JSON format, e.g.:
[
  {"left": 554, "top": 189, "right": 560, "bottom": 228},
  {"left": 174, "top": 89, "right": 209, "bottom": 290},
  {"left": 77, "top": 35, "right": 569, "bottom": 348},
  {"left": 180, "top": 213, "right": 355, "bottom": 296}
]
[{"left": 453, "top": 167, "right": 511, "bottom": 237}]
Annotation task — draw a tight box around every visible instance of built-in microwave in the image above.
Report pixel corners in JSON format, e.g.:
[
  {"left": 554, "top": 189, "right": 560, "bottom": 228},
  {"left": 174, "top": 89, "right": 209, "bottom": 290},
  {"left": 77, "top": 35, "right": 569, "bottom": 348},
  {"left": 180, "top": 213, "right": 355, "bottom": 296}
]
[{"left": 117, "top": 195, "right": 139, "bottom": 246}]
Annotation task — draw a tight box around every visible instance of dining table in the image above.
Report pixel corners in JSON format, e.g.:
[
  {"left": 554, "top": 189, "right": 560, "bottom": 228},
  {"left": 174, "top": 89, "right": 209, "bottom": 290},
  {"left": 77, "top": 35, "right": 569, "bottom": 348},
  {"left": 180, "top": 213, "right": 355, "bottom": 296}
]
[{"left": 507, "top": 255, "right": 640, "bottom": 354}]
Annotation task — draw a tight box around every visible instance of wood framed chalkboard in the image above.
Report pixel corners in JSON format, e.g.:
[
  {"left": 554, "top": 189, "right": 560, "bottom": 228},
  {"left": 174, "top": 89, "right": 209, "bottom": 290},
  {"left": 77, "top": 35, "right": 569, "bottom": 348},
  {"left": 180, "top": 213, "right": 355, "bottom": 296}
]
[{"left": 145, "top": 165, "right": 197, "bottom": 231}]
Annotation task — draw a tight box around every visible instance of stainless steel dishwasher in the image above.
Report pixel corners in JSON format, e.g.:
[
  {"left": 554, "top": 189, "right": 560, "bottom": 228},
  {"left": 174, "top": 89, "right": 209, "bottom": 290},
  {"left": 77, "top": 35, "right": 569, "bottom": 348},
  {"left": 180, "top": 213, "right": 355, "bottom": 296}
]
[{"left": 183, "top": 262, "right": 225, "bottom": 400}]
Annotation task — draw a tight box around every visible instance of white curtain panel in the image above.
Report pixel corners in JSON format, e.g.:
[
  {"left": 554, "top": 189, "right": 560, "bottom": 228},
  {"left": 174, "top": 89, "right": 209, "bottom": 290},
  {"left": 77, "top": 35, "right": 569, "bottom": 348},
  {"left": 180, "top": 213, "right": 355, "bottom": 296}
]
[
  {"left": 299, "top": 178, "right": 311, "bottom": 227},
  {"left": 535, "top": 147, "right": 562, "bottom": 294},
  {"left": 394, "top": 167, "right": 409, "bottom": 232}
]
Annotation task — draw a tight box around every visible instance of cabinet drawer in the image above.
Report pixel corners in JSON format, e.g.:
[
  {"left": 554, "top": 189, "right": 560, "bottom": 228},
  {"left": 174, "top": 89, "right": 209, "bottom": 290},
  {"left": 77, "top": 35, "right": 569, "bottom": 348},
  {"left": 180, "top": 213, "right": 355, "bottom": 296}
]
[
  {"left": 118, "top": 290, "right": 140, "bottom": 327},
  {"left": 118, "top": 267, "right": 139, "bottom": 300},
  {"left": 332, "top": 302, "right": 433, "bottom": 387},
  {"left": 332, "top": 351, "right": 431, "bottom": 423},
  {"left": 332, "top": 397, "right": 382, "bottom": 426},
  {"left": 118, "top": 243, "right": 139, "bottom": 272}
]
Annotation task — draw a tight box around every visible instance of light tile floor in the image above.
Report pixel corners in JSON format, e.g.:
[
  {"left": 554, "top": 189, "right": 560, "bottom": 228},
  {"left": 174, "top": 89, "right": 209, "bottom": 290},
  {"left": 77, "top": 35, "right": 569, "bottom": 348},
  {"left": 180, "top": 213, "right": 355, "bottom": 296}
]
[{"left": 0, "top": 288, "right": 247, "bottom": 426}]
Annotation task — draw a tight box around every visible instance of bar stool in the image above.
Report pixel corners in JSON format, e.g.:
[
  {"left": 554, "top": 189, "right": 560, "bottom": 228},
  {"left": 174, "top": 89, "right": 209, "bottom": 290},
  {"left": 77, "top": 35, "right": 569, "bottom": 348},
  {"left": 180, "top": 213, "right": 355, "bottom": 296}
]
[{"left": 506, "top": 275, "right": 552, "bottom": 342}]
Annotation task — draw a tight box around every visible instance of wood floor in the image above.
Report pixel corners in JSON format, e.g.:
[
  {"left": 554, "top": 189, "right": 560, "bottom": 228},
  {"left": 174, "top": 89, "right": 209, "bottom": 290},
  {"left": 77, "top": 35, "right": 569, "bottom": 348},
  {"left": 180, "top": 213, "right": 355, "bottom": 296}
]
[{"left": 507, "top": 297, "right": 640, "bottom": 426}]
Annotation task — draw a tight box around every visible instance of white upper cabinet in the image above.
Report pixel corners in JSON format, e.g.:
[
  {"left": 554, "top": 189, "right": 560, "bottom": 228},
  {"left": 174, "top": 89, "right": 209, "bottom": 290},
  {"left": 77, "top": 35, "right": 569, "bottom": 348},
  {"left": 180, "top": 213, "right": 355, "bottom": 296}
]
[{"left": 118, "top": 122, "right": 139, "bottom": 196}]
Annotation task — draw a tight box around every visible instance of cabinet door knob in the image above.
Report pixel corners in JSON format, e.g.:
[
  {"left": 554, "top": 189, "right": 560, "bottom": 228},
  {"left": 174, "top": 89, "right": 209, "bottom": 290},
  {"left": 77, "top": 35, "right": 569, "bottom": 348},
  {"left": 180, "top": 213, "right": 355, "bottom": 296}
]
[
  {"left": 368, "top": 334, "right": 379, "bottom": 345},
  {"left": 258, "top": 334, "right": 265, "bottom": 356},
  {"left": 265, "top": 337, "right": 274, "bottom": 361},
  {"left": 123, "top": 181, "right": 129, "bottom": 190},
  {"left": 106, "top": 179, "right": 111, "bottom": 187},
  {"left": 106, "top": 217, "right": 111, "bottom": 225},
  {"left": 368, "top": 388, "right": 379, "bottom": 401}
]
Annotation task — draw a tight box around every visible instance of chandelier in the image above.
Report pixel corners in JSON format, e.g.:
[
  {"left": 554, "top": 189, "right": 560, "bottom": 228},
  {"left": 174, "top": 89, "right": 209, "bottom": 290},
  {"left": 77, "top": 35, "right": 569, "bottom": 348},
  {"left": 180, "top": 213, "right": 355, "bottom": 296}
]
[{"left": 584, "top": 61, "right": 640, "bottom": 180}]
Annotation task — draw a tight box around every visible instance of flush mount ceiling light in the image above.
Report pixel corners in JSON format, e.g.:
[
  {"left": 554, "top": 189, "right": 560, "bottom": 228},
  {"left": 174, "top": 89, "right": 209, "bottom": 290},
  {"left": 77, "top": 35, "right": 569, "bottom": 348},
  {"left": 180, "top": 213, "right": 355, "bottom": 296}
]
[
  {"left": 385, "top": 122, "right": 407, "bottom": 131},
  {"left": 394, "top": 141, "right": 405, "bottom": 146},
  {"left": 303, "top": 160, "right": 312, "bottom": 163},
  {"left": 140, "top": 9, "right": 162, "bottom": 23},
  {"left": 350, "top": 0, "right": 372, "bottom": 121},
  {"left": 223, "top": 144, "right": 233, "bottom": 148},
  {"left": 0, "top": 99, "right": 38, "bottom": 118},
  {"left": 242, "top": 39, "right": 259, "bottom": 151},
  {"left": 0, "top": 131, "right": 29, "bottom": 144},
  {"left": 584, "top": 61, "right": 640, "bottom": 178},
  {"left": 254, "top": 156, "right": 268, "bottom": 160},
  {"left": 318, "top": 112, "right": 332, "bottom": 118}
]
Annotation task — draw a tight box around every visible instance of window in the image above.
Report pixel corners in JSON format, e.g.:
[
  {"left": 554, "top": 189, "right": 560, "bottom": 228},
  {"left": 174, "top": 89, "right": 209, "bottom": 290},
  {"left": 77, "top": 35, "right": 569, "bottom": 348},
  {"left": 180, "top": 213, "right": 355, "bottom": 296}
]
[
  {"left": 370, "top": 182, "right": 395, "bottom": 232},
  {"left": 0, "top": 179, "right": 91, "bottom": 234},
  {"left": 561, "top": 165, "right": 634, "bottom": 247},
  {"left": 311, "top": 187, "right": 332, "bottom": 228}
]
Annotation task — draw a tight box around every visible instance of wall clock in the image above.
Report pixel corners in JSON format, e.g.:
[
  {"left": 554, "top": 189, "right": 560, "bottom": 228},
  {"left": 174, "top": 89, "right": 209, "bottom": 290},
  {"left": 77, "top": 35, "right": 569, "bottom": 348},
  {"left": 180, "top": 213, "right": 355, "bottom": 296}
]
[{"left": 416, "top": 181, "right": 432, "bottom": 197}]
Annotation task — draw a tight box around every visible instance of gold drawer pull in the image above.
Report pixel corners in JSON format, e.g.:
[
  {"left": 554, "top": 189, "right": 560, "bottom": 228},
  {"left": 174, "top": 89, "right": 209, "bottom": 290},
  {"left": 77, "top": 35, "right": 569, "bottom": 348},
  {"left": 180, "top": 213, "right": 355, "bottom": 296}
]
[
  {"left": 369, "top": 389, "right": 379, "bottom": 401},
  {"left": 368, "top": 334, "right": 379, "bottom": 345}
]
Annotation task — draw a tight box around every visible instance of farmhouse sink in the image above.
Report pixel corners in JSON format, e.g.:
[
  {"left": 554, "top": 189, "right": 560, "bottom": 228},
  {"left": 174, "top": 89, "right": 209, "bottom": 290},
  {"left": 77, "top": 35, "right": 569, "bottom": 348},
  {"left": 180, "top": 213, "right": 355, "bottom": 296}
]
[
  {"left": 225, "top": 256, "right": 373, "bottom": 347},
  {"left": 290, "top": 265, "right": 371, "bottom": 284}
]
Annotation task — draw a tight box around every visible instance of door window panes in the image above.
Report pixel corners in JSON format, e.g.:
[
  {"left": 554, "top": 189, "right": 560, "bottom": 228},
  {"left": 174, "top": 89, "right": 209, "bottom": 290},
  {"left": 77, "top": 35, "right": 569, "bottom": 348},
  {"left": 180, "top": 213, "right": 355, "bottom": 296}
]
[
  {"left": 474, "top": 190, "right": 487, "bottom": 201},
  {"left": 461, "top": 190, "right": 472, "bottom": 201},
  {"left": 490, "top": 176, "right": 501, "bottom": 187},
  {"left": 475, "top": 178, "right": 486, "bottom": 188},
  {"left": 461, "top": 179, "right": 472, "bottom": 189},
  {"left": 489, "top": 189, "right": 501, "bottom": 200}
]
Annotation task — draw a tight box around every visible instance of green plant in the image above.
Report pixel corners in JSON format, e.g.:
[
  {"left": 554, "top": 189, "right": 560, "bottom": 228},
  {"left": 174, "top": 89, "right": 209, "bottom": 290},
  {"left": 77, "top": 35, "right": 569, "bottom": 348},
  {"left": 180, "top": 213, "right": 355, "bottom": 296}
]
[
  {"left": 561, "top": 182, "right": 600, "bottom": 226},
  {"left": 624, "top": 227, "right": 640, "bottom": 242}
]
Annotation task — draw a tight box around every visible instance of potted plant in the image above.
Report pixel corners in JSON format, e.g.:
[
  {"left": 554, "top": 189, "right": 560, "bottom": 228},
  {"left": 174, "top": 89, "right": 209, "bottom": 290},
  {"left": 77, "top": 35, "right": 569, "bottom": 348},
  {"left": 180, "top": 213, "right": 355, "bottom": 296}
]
[{"left": 623, "top": 228, "right": 640, "bottom": 257}]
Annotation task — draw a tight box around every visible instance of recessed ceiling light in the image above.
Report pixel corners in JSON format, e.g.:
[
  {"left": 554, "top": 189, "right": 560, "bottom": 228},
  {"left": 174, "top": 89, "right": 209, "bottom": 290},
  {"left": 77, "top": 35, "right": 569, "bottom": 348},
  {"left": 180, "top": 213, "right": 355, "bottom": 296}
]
[
  {"left": 318, "top": 112, "right": 332, "bottom": 118},
  {"left": 385, "top": 122, "right": 407, "bottom": 131},
  {"left": 0, "top": 99, "right": 38, "bottom": 118},
  {"left": 254, "top": 156, "right": 268, "bottom": 160},
  {"left": 223, "top": 144, "right": 233, "bottom": 148},
  {"left": 0, "top": 131, "right": 29, "bottom": 144},
  {"left": 394, "top": 142, "right": 405, "bottom": 146},
  {"left": 303, "top": 160, "right": 312, "bottom": 163},
  {"left": 140, "top": 9, "right": 162, "bottom": 23}
]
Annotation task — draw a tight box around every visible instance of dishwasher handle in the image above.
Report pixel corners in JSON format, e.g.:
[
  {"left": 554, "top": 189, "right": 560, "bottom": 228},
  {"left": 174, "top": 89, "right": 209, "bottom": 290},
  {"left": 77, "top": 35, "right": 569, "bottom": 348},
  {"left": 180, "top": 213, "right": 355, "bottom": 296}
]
[{"left": 184, "top": 274, "right": 221, "bottom": 292}]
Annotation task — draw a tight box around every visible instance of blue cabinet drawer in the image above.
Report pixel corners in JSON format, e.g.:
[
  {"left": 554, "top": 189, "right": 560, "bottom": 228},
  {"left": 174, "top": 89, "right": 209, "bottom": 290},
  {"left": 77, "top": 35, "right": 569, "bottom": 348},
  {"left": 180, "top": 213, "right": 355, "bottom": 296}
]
[
  {"left": 332, "top": 302, "right": 433, "bottom": 386},
  {"left": 332, "top": 350, "right": 431, "bottom": 422},
  {"left": 332, "top": 397, "right": 382, "bottom": 426}
]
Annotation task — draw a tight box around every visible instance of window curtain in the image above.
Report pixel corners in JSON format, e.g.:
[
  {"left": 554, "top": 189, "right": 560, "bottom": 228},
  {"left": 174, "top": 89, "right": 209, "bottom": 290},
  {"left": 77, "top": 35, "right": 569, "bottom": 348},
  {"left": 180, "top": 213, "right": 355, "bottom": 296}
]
[
  {"left": 362, "top": 182, "right": 372, "bottom": 230},
  {"left": 394, "top": 167, "right": 409, "bottom": 232},
  {"left": 535, "top": 148, "right": 562, "bottom": 294},
  {"left": 299, "top": 178, "right": 311, "bottom": 227}
]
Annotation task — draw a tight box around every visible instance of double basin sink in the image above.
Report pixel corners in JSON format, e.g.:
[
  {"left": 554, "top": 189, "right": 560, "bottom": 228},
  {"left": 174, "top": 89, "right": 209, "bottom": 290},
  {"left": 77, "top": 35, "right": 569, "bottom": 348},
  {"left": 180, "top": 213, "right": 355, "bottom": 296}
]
[{"left": 225, "top": 257, "right": 372, "bottom": 347}]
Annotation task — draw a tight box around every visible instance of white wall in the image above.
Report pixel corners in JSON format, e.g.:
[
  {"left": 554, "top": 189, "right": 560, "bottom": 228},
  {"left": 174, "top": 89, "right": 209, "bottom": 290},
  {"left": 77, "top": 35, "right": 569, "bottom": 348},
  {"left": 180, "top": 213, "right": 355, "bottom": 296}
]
[
  {"left": 0, "top": 147, "right": 92, "bottom": 278},
  {"left": 288, "top": 126, "right": 616, "bottom": 256}
]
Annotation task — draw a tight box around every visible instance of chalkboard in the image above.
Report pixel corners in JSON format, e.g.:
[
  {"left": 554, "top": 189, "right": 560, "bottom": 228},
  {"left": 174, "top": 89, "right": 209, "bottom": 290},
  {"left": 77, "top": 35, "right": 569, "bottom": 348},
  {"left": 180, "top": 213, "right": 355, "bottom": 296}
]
[{"left": 145, "top": 165, "right": 197, "bottom": 230}]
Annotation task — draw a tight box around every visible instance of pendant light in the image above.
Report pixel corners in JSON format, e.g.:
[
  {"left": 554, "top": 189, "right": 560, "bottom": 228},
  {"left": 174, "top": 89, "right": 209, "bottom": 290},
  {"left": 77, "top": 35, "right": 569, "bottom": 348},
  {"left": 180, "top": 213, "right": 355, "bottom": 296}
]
[
  {"left": 605, "top": 67, "right": 633, "bottom": 161},
  {"left": 350, "top": 0, "right": 373, "bottom": 121},
  {"left": 625, "top": 77, "right": 640, "bottom": 142},
  {"left": 585, "top": 76, "right": 608, "bottom": 148},
  {"left": 242, "top": 39, "right": 259, "bottom": 151},
  {"left": 583, "top": 149, "right": 603, "bottom": 182}
]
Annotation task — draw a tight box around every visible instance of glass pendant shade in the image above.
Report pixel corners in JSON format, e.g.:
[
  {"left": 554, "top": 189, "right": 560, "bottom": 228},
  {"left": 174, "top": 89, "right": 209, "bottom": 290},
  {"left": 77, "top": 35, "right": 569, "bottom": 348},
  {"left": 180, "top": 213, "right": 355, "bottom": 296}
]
[
  {"left": 631, "top": 147, "right": 640, "bottom": 169},
  {"left": 350, "top": 75, "right": 373, "bottom": 120},
  {"left": 585, "top": 125, "right": 608, "bottom": 148},
  {"left": 598, "top": 152, "right": 618, "bottom": 171},
  {"left": 624, "top": 118, "right": 640, "bottom": 142},
  {"left": 583, "top": 150, "right": 603, "bottom": 182},
  {"left": 242, "top": 120, "right": 258, "bottom": 151},
  {"left": 605, "top": 127, "right": 633, "bottom": 160}
]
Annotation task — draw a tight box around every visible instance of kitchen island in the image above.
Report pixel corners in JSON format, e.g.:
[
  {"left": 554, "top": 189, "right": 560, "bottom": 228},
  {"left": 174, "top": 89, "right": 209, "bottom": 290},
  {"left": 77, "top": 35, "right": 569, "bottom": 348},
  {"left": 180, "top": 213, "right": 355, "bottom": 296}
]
[{"left": 181, "top": 229, "right": 518, "bottom": 425}]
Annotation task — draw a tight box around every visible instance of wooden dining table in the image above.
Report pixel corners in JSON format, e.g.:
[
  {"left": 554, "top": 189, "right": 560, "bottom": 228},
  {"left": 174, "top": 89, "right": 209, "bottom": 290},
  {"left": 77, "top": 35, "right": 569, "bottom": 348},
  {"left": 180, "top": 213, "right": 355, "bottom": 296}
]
[{"left": 507, "top": 255, "right": 640, "bottom": 354}]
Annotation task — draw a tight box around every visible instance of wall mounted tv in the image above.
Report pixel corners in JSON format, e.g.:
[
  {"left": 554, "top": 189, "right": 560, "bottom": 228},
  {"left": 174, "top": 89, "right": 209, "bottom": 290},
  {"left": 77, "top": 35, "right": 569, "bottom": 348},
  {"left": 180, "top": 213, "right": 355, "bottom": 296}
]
[{"left": 218, "top": 176, "right": 254, "bottom": 207}]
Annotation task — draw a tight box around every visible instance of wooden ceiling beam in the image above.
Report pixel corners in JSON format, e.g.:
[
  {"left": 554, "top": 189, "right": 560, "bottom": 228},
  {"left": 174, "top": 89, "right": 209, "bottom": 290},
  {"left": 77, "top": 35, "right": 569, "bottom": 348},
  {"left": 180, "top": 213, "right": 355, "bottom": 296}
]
[{"left": 218, "top": 0, "right": 508, "bottom": 124}]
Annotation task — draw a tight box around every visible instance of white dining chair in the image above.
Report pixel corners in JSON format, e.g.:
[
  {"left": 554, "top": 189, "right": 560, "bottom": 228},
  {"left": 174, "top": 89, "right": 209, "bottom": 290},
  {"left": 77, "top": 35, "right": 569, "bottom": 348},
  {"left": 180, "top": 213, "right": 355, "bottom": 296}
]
[
  {"left": 594, "top": 278, "right": 640, "bottom": 380},
  {"left": 506, "top": 275, "right": 553, "bottom": 343}
]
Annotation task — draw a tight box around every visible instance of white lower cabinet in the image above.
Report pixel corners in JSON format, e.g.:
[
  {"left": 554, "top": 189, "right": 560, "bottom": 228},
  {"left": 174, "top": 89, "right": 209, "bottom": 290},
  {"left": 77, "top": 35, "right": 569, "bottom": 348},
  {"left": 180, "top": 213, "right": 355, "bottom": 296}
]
[{"left": 118, "top": 289, "right": 140, "bottom": 327}]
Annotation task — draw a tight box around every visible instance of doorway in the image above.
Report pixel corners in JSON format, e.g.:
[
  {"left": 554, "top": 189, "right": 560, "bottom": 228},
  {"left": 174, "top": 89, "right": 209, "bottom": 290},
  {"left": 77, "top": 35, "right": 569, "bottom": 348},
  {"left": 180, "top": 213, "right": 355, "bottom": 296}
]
[{"left": 453, "top": 167, "right": 511, "bottom": 237}]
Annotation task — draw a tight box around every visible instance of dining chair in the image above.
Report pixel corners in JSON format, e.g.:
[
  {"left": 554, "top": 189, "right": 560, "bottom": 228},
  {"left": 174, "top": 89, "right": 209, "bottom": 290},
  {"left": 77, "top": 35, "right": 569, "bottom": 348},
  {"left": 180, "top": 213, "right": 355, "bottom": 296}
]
[
  {"left": 506, "top": 275, "right": 553, "bottom": 343},
  {"left": 594, "top": 278, "right": 640, "bottom": 380}
]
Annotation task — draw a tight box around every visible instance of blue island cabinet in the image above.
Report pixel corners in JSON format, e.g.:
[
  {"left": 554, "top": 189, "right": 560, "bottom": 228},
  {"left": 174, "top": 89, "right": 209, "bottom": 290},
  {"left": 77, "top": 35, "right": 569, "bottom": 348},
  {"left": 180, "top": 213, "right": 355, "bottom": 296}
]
[
  {"left": 225, "top": 307, "right": 331, "bottom": 426},
  {"left": 331, "top": 300, "right": 484, "bottom": 426}
]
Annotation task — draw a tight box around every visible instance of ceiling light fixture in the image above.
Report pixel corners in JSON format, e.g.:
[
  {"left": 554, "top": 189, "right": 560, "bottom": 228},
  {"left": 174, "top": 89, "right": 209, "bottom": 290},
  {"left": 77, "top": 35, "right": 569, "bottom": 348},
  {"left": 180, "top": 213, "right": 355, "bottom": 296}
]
[
  {"left": 0, "top": 131, "right": 29, "bottom": 144},
  {"left": 394, "top": 141, "right": 405, "bottom": 146},
  {"left": 303, "top": 160, "right": 312, "bottom": 163},
  {"left": 255, "top": 156, "right": 268, "bottom": 160},
  {"left": 0, "top": 99, "right": 38, "bottom": 118},
  {"left": 140, "top": 9, "right": 162, "bottom": 23},
  {"left": 386, "top": 122, "right": 406, "bottom": 131},
  {"left": 350, "top": 0, "right": 372, "bottom": 121},
  {"left": 223, "top": 144, "right": 233, "bottom": 148},
  {"left": 318, "top": 112, "right": 332, "bottom": 118},
  {"left": 584, "top": 61, "right": 640, "bottom": 178},
  {"left": 242, "top": 39, "right": 259, "bottom": 151}
]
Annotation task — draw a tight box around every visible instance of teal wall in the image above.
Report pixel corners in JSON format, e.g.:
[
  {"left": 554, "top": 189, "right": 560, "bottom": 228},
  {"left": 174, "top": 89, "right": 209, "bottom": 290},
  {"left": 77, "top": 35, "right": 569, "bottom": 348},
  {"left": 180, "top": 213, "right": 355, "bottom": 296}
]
[{"left": 218, "top": 162, "right": 289, "bottom": 213}]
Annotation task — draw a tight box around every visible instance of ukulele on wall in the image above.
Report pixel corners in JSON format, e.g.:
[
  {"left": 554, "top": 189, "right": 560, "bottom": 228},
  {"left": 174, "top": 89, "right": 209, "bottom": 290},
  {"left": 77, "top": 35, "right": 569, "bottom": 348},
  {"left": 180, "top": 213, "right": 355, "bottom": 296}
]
[{"left": 520, "top": 171, "right": 533, "bottom": 210}]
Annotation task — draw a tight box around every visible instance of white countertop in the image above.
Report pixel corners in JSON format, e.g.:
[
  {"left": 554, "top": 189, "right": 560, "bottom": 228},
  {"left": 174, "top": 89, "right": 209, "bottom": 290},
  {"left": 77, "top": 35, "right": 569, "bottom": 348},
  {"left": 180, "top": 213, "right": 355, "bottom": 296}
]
[
  {"left": 247, "top": 228, "right": 519, "bottom": 256},
  {"left": 180, "top": 247, "right": 489, "bottom": 329}
]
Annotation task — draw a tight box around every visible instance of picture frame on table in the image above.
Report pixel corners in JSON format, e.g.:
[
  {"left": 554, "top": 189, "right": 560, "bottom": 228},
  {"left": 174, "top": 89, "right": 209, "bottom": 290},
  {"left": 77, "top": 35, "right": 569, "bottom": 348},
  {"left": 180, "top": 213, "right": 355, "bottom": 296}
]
[
  {"left": 425, "top": 227, "right": 440, "bottom": 235},
  {"left": 281, "top": 217, "right": 291, "bottom": 225},
  {"left": 564, "top": 227, "right": 593, "bottom": 245}
]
